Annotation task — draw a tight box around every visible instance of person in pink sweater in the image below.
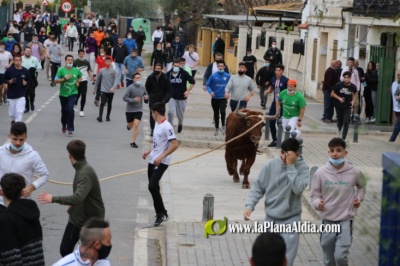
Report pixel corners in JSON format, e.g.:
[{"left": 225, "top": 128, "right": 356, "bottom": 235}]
[{"left": 310, "top": 137, "right": 366, "bottom": 266}]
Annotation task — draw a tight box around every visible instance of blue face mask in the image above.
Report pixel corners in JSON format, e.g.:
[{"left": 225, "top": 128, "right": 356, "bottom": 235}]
[
  {"left": 265, "top": 63, "right": 270, "bottom": 67},
  {"left": 10, "top": 143, "right": 24, "bottom": 152},
  {"left": 218, "top": 69, "right": 224, "bottom": 73},
  {"left": 329, "top": 157, "right": 345, "bottom": 166},
  {"left": 134, "top": 81, "right": 142, "bottom": 86},
  {"left": 173, "top": 67, "right": 180, "bottom": 73}
]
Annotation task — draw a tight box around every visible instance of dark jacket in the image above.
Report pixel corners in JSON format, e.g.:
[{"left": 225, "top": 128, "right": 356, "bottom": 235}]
[
  {"left": 167, "top": 68, "right": 195, "bottom": 100},
  {"left": 203, "top": 62, "right": 229, "bottom": 85},
  {"left": 164, "top": 47, "right": 174, "bottom": 64},
  {"left": 256, "top": 66, "right": 275, "bottom": 87},
  {"left": 263, "top": 47, "right": 282, "bottom": 68},
  {"left": 112, "top": 44, "right": 129, "bottom": 64},
  {"left": 164, "top": 26, "right": 174, "bottom": 43},
  {"left": 101, "top": 37, "right": 114, "bottom": 55},
  {"left": 172, "top": 41, "right": 184, "bottom": 59},
  {"left": 213, "top": 38, "right": 225, "bottom": 54},
  {"left": 0, "top": 199, "right": 44, "bottom": 266},
  {"left": 52, "top": 159, "right": 105, "bottom": 228},
  {"left": 145, "top": 72, "right": 172, "bottom": 104},
  {"left": 23, "top": 26, "right": 35, "bottom": 42},
  {"left": 151, "top": 49, "right": 165, "bottom": 67},
  {"left": 365, "top": 69, "right": 378, "bottom": 91},
  {"left": 136, "top": 30, "right": 146, "bottom": 43},
  {"left": 322, "top": 67, "right": 339, "bottom": 92}
]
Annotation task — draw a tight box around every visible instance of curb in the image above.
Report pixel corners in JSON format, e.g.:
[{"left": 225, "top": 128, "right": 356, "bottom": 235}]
[{"left": 165, "top": 223, "right": 179, "bottom": 266}]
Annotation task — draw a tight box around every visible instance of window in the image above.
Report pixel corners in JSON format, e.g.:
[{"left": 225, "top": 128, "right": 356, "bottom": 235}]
[
  {"left": 333, "top": 40, "right": 338, "bottom": 60},
  {"left": 280, "top": 38, "right": 285, "bottom": 51},
  {"left": 292, "top": 39, "right": 305, "bottom": 55}
]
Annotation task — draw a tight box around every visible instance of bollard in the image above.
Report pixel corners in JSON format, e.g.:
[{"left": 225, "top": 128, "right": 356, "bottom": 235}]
[
  {"left": 264, "top": 111, "right": 270, "bottom": 141},
  {"left": 297, "top": 137, "right": 303, "bottom": 154},
  {"left": 276, "top": 118, "right": 283, "bottom": 149},
  {"left": 290, "top": 131, "right": 297, "bottom": 139},
  {"left": 202, "top": 193, "right": 214, "bottom": 221},
  {"left": 284, "top": 125, "right": 291, "bottom": 140},
  {"left": 353, "top": 114, "right": 360, "bottom": 143}
]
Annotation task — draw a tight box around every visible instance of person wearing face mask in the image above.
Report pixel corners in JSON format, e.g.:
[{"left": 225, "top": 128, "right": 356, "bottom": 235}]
[
  {"left": 152, "top": 26, "right": 163, "bottom": 51},
  {"left": 263, "top": 40, "right": 282, "bottom": 69},
  {"left": 48, "top": 36, "right": 64, "bottom": 87},
  {"left": 123, "top": 72, "right": 148, "bottom": 148},
  {"left": 164, "top": 42, "right": 174, "bottom": 72},
  {"left": 65, "top": 21, "right": 78, "bottom": 52},
  {"left": 176, "top": 27, "right": 187, "bottom": 49},
  {"left": 0, "top": 122, "right": 49, "bottom": 206},
  {"left": 206, "top": 60, "right": 231, "bottom": 136},
  {"left": 123, "top": 32, "right": 137, "bottom": 54},
  {"left": 340, "top": 57, "right": 360, "bottom": 124},
  {"left": 311, "top": 138, "right": 366, "bottom": 266},
  {"left": 224, "top": 62, "right": 255, "bottom": 112},
  {"left": 23, "top": 23, "right": 35, "bottom": 49},
  {"left": 123, "top": 49, "right": 144, "bottom": 87},
  {"left": 151, "top": 43, "right": 165, "bottom": 70},
  {"left": 85, "top": 31, "right": 97, "bottom": 72},
  {"left": 38, "top": 140, "right": 105, "bottom": 257},
  {"left": 3, "top": 33, "right": 17, "bottom": 53},
  {"left": 94, "top": 47, "right": 113, "bottom": 105},
  {"left": 166, "top": 59, "right": 195, "bottom": 133},
  {"left": 93, "top": 26, "right": 105, "bottom": 57},
  {"left": 100, "top": 31, "right": 114, "bottom": 56},
  {"left": 136, "top": 27, "right": 146, "bottom": 56},
  {"left": 202, "top": 53, "right": 230, "bottom": 91},
  {"left": 54, "top": 55, "right": 83, "bottom": 136},
  {"left": 27, "top": 34, "right": 45, "bottom": 63},
  {"left": 171, "top": 35, "right": 184, "bottom": 59},
  {"left": 275, "top": 79, "right": 306, "bottom": 138},
  {"left": 255, "top": 59, "right": 274, "bottom": 109},
  {"left": 52, "top": 218, "right": 112, "bottom": 266},
  {"left": 73, "top": 49, "right": 93, "bottom": 117},
  {"left": 78, "top": 22, "right": 87, "bottom": 50},
  {"left": 34, "top": 17, "right": 45, "bottom": 34},
  {"left": 244, "top": 138, "right": 309, "bottom": 266}
]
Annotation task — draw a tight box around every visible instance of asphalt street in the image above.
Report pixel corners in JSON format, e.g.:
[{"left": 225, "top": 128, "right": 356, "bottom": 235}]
[{"left": 0, "top": 46, "right": 162, "bottom": 265}]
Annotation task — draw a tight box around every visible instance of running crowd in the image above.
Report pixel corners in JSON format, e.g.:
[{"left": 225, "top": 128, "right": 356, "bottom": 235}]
[{"left": 0, "top": 11, "right": 377, "bottom": 266}]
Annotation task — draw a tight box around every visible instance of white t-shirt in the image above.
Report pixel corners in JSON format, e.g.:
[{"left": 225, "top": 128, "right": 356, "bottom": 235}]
[
  {"left": 391, "top": 81, "right": 400, "bottom": 112},
  {"left": 0, "top": 51, "right": 13, "bottom": 74},
  {"left": 149, "top": 119, "right": 176, "bottom": 165},
  {"left": 44, "top": 39, "right": 53, "bottom": 51},
  {"left": 52, "top": 246, "right": 110, "bottom": 266},
  {"left": 183, "top": 51, "right": 199, "bottom": 70}
]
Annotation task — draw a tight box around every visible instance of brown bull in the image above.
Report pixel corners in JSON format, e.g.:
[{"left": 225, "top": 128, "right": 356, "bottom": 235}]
[{"left": 225, "top": 108, "right": 265, "bottom": 189}]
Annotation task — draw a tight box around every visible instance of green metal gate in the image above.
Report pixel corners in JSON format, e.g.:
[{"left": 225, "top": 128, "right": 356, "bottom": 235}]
[{"left": 370, "top": 45, "right": 396, "bottom": 124}]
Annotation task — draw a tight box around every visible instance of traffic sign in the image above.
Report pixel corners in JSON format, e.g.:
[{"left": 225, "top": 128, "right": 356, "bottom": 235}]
[
  {"left": 60, "top": 0, "right": 73, "bottom": 13},
  {"left": 41, "top": 0, "right": 49, "bottom": 6}
]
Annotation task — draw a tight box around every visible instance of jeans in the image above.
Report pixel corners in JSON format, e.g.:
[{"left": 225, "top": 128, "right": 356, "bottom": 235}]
[
  {"left": 211, "top": 98, "right": 227, "bottom": 129},
  {"left": 68, "top": 37, "right": 75, "bottom": 51},
  {"left": 115, "top": 63, "right": 125, "bottom": 83},
  {"left": 322, "top": 89, "right": 334, "bottom": 120},
  {"left": 99, "top": 92, "right": 114, "bottom": 118},
  {"left": 269, "top": 101, "right": 283, "bottom": 141},
  {"left": 50, "top": 61, "right": 61, "bottom": 84},
  {"left": 389, "top": 112, "right": 400, "bottom": 142},
  {"left": 60, "top": 222, "right": 81, "bottom": 257},
  {"left": 95, "top": 83, "right": 101, "bottom": 101},
  {"left": 363, "top": 87, "right": 374, "bottom": 118},
  {"left": 148, "top": 163, "right": 169, "bottom": 215},
  {"left": 336, "top": 108, "right": 351, "bottom": 140},
  {"left": 59, "top": 95, "right": 77, "bottom": 131},
  {"left": 75, "top": 81, "right": 88, "bottom": 111},
  {"left": 259, "top": 86, "right": 268, "bottom": 107},
  {"left": 229, "top": 99, "right": 247, "bottom": 112}
]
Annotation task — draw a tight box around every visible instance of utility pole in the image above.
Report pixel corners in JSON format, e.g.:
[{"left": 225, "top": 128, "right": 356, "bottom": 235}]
[
  {"left": 87, "top": 0, "right": 92, "bottom": 12},
  {"left": 9, "top": 0, "right": 14, "bottom": 22}
]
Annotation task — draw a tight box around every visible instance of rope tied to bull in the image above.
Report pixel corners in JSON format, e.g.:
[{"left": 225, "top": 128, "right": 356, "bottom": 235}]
[{"left": 45, "top": 114, "right": 276, "bottom": 186}]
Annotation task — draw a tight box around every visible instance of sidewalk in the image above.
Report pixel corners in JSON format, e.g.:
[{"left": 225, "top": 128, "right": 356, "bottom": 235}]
[{"left": 144, "top": 65, "right": 395, "bottom": 266}]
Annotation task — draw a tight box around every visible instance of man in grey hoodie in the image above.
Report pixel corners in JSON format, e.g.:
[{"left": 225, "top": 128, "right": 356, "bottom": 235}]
[
  {"left": 94, "top": 56, "right": 119, "bottom": 122},
  {"left": 244, "top": 138, "right": 309, "bottom": 266},
  {"left": 311, "top": 138, "right": 366, "bottom": 266}
]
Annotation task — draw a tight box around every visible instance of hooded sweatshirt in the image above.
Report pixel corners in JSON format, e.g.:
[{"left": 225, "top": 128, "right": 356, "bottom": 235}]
[
  {"left": 94, "top": 66, "right": 119, "bottom": 93},
  {"left": 0, "top": 143, "right": 49, "bottom": 206},
  {"left": 245, "top": 156, "right": 309, "bottom": 220},
  {"left": 0, "top": 199, "right": 44, "bottom": 265},
  {"left": 310, "top": 161, "right": 366, "bottom": 221}
]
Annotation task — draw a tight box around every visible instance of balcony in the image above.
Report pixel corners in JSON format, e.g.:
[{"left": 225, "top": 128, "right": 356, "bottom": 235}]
[{"left": 353, "top": 0, "right": 400, "bottom": 18}]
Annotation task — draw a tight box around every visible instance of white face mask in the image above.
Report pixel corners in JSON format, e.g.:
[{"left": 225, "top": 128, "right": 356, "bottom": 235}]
[
  {"left": 272, "top": 45, "right": 277, "bottom": 49},
  {"left": 67, "top": 63, "right": 73, "bottom": 68}
]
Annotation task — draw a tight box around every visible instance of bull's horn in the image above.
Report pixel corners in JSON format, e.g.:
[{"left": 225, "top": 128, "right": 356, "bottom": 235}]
[
  {"left": 237, "top": 111, "right": 247, "bottom": 117},
  {"left": 234, "top": 101, "right": 240, "bottom": 114}
]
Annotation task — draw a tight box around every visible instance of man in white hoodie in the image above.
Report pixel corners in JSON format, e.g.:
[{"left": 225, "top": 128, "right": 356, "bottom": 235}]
[
  {"left": 244, "top": 138, "right": 309, "bottom": 266},
  {"left": 0, "top": 122, "right": 49, "bottom": 206},
  {"left": 311, "top": 138, "right": 366, "bottom": 266}
]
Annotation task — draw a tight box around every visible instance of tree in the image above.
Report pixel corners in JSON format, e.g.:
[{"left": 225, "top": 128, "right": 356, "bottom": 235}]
[{"left": 92, "top": 0, "right": 159, "bottom": 18}]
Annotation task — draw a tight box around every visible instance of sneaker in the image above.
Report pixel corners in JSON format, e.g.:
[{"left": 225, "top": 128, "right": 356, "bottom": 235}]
[
  {"left": 68, "top": 131, "right": 73, "bottom": 136},
  {"left": 80, "top": 111, "right": 84, "bottom": 117},
  {"left": 73, "top": 105, "right": 77, "bottom": 113},
  {"left": 31, "top": 104, "right": 35, "bottom": 111},
  {"left": 365, "top": 117, "right": 370, "bottom": 123},
  {"left": 130, "top": 142, "right": 138, "bottom": 148},
  {"left": 94, "top": 99, "right": 99, "bottom": 106},
  {"left": 48, "top": 76, "right": 51, "bottom": 81},
  {"left": 97, "top": 117, "right": 103, "bottom": 122},
  {"left": 178, "top": 124, "right": 183, "bottom": 133},
  {"left": 116, "top": 84, "right": 120, "bottom": 89},
  {"left": 121, "top": 81, "right": 124, "bottom": 87},
  {"left": 50, "top": 82, "right": 55, "bottom": 87},
  {"left": 127, "top": 125, "right": 131, "bottom": 130},
  {"left": 150, "top": 130, "right": 153, "bottom": 137},
  {"left": 214, "top": 128, "right": 219, "bottom": 136},
  {"left": 24, "top": 109, "right": 29, "bottom": 113},
  {"left": 62, "top": 127, "right": 66, "bottom": 133},
  {"left": 106, "top": 117, "right": 110, "bottom": 122},
  {"left": 154, "top": 214, "right": 167, "bottom": 227},
  {"left": 370, "top": 117, "right": 376, "bottom": 123},
  {"left": 220, "top": 126, "right": 226, "bottom": 135},
  {"left": 322, "top": 119, "right": 331, "bottom": 123},
  {"left": 262, "top": 106, "right": 266, "bottom": 110},
  {"left": 267, "top": 141, "right": 277, "bottom": 147}
]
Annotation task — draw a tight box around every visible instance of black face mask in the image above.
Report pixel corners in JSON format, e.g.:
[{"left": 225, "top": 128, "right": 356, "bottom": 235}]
[
  {"left": 238, "top": 71, "right": 245, "bottom": 75},
  {"left": 154, "top": 70, "right": 161, "bottom": 75},
  {"left": 97, "top": 243, "right": 112, "bottom": 260}
]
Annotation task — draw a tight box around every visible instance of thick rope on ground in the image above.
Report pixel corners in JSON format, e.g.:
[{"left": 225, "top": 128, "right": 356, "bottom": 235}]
[{"left": 45, "top": 115, "right": 272, "bottom": 186}]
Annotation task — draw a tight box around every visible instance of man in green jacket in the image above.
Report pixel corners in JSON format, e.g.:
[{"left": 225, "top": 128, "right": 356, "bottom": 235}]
[{"left": 38, "top": 139, "right": 105, "bottom": 257}]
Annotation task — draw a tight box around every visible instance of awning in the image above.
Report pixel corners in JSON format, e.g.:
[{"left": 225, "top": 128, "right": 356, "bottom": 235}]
[
  {"left": 202, "top": 14, "right": 296, "bottom": 23},
  {"left": 252, "top": 2, "right": 303, "bottom": 18}
]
